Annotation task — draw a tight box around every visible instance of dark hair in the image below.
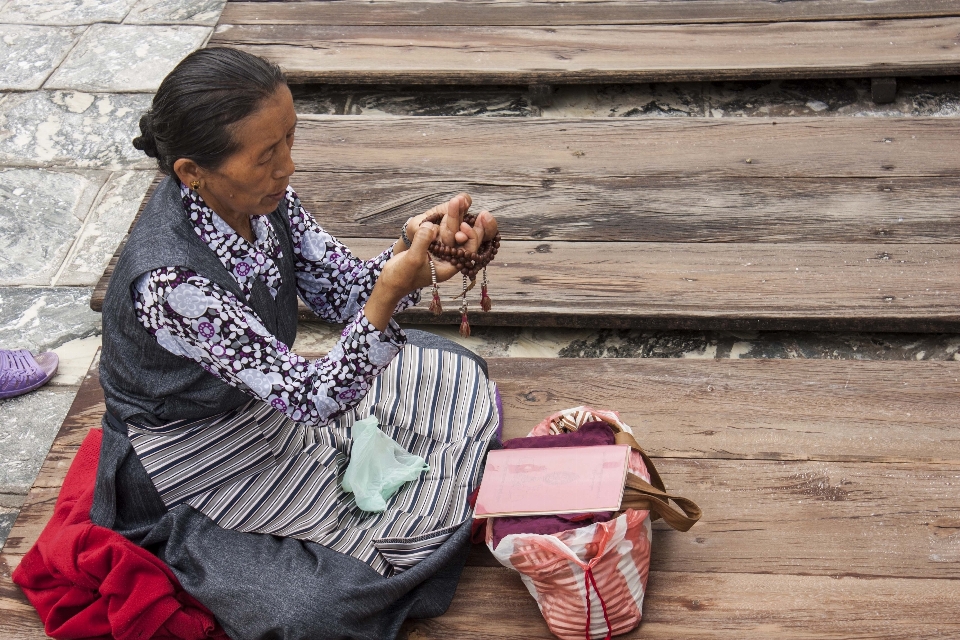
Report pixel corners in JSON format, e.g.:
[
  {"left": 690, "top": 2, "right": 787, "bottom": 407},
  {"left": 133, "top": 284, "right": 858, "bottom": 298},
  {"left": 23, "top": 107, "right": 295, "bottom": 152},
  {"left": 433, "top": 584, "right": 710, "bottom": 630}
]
[{"left": 133, "top": 47, "right": 287, "bottom": 175}]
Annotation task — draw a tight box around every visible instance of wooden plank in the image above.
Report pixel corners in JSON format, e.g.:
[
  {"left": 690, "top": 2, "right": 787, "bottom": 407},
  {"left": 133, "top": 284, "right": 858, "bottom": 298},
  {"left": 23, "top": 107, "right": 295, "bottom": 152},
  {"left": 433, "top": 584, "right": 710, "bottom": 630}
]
[
  {"left": 210, "top": 18, "right": 960, "bottom": 84},
  {"left": 95, "top": 239, "right": 960, "bottom": 329},
  {"left": 0, "top": 559, "right": 45, "bottom": 640},
  {"left": 89, "top": 117, "right": 960, "bottom": 317},
  {"left": 463, "top": 458, "right": 960, "bottom": 578},
  {"left": 326, "top": 238, "right": 960, "bottom": 332},
  {"left": 4, "top": 364, "right": 960, "bottom": 578},
  {"left": 222, "top": 0, "right": 960, "bottom": 27},
  {"left": 401, "top": 567, "right": 960, "bottom": 639},
  {"left": 0, "top": 360, "right": 103, "bottom": 564},
  {"left": 0, "top": 488, "right": 60, "bottom": 572},
  {"left": 487, "top": 359, "right": 960, "bottom": 464},
  {"left": 293, "top": 117, "right": 960, "bottom": 179},
  {"left": 4, "top": 357, "right": 960, "bottom": 636},
  {"left": 291, "top": 174, "right": 960, "bottom": 243}
]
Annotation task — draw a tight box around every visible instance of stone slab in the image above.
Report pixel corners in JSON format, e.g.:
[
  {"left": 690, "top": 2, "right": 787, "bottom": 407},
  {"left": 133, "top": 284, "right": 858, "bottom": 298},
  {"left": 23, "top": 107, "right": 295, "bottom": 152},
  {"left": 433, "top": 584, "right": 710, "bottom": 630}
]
[
  {"left": 48, "top": 336, "right": 101, "bottom": 387},
  {"left": 0, "top": 25, "right": 83, "bottom": 90},
  {"left": 542, "top": 82, "right": 706, "bottom": 118},
  {"left": 0, "top": 169, "right": 106, "bottom": 286},
  {"left": 292, "top": 85, "right": 537, "bottom": 117},
  {"left": 0, "top": 287, "right": 101, "bottom": 357},
  {"left": 56, "top": 170, "right": 155, "bottom": 286},
  {"left": 45, "top": 24, "right": 211, "bottom": 92},
  {"left": 0, "top": 387, "right": 76, "bottom": 492},
  {"left": 0, "top": 0, "right": 138, "bottom": 26},
  {"left": 125, "top": 0, "right": 225, "bottom": 26},
  {"left": 0, "top": 507, "right": 17, "bottom": 550},
  {"left": 704, "top": 77, "right": 960, "bottom": 118},
  {"left": 298, "top": 323, "right": 960, "bottom": 361},
  {"left": 293, "top": 77, "right": 960, "bottom": 120},
  {"left": 0, "top": 492, "right": 25, "bottom": 510},
  {"left": 555, "top": 329, "right": 960, "bottom": 360},
  {"left": 0, "top": 91, "right": 153, "bottom": 169}
]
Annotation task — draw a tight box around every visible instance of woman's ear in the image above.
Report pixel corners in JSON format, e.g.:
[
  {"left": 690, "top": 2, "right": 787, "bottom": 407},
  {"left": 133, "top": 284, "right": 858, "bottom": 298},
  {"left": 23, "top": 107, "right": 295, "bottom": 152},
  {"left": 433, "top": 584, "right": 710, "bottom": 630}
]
[{"left": 173, "top": 158, "right": 202, "bottom": 188}]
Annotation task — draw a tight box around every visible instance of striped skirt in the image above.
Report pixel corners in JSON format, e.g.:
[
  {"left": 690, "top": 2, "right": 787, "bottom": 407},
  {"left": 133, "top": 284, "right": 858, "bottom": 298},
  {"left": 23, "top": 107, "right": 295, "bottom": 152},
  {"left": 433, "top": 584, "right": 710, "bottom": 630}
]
[{"left": 126, "top": 344, "right": 500, "bottom": 577}]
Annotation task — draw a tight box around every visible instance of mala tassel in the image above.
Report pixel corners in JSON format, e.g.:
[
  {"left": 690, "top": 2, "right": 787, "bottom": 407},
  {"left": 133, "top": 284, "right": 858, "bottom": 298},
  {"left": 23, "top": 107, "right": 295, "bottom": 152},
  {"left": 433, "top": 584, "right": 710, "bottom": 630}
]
[
  {"left": 459, "top": 276, "right": 471, "bottom": 338},
  {"left": 420, "top": 208, "right": 501, "bottom": 332},
  {"left": 480, "top": 268, "right": 492, "bottom": 312},
  {"left": 428, "top": 257, "right": 443, "bottom": 316},
  {"left": 430, "top": 290, "right": 443, "bottom": 316}
]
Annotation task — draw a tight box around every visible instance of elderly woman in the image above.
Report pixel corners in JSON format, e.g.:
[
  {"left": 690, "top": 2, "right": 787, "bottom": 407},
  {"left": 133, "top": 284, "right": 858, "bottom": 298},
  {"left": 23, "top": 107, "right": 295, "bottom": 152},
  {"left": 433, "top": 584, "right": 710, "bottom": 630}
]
[{"left": 91, "top": 48, "right": 501, "bottom": 639}]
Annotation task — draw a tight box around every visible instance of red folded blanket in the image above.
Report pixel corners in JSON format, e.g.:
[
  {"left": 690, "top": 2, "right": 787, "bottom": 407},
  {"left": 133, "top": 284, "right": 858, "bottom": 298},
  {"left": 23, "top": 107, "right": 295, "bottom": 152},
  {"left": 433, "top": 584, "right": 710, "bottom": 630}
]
[{"left": 12, "top": 428, "right": 227, "bottom": 640}]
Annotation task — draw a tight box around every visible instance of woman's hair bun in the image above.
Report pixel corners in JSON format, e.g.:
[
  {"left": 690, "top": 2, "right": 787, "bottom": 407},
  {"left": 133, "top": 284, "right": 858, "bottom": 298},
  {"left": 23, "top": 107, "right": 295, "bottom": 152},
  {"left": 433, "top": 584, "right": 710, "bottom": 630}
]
[
  {"left": 132, "top": 113, "right": 160, "bottom": 159},
  {"left": 134, "top": 48, "right": 287, "bottom": 175}
]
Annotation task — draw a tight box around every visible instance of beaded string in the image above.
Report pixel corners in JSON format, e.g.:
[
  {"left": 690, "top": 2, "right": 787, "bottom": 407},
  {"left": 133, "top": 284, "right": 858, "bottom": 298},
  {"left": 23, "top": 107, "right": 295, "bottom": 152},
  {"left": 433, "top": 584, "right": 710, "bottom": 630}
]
[
  {"left": 423, "top": 210, "right": 501, "bottom": 337},
  {"left": 428, "top": 256, "right": 442, "bottom": 315}
]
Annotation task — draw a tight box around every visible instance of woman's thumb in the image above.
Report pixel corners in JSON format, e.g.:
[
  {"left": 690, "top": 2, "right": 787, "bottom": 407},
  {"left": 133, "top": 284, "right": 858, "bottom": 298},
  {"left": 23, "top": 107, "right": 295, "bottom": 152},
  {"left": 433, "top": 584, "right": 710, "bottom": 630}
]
[{"left": 410, "top": 221, "right": 438, "bottom": 256}]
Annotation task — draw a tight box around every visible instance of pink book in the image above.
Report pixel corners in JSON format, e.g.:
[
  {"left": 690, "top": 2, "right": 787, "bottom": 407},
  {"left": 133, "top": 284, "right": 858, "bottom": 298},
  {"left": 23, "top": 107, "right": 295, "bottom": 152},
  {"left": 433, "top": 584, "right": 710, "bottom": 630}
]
[{"left": 474, "top": 445, "right": 631, "bottom": 518}]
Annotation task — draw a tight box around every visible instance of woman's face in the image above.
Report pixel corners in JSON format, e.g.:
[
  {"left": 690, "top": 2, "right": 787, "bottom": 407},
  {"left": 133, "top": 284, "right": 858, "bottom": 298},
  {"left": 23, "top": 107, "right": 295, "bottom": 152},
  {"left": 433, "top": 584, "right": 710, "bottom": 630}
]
[{"left": 180, "top": 85, "right": 298, "bottom": 223}]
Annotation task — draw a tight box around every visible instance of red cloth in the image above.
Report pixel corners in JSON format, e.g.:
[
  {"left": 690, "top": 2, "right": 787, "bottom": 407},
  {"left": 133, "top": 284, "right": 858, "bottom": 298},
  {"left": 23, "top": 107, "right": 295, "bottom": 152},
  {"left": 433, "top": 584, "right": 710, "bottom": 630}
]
[{"left": 12, "top": 428, "right": 227, "bottom": 640}]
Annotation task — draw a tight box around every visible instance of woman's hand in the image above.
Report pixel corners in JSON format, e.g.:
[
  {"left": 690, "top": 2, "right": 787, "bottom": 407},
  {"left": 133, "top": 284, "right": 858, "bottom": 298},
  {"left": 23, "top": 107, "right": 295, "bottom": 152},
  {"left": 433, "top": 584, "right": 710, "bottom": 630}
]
[
  {"left": 365, "top": 222, "right": 440, "bottom": 330},
  {"left": 367, "top": 193, "right": 499, "bottom": 331},
  {"left": 400, "top": 193, "right": 499, "bottom": 283}
]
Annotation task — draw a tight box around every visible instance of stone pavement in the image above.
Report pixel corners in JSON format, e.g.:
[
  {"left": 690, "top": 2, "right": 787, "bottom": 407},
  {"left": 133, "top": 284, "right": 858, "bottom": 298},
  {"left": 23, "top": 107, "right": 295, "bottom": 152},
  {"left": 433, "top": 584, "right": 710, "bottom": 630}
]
[
  {"left": 0, "top": 0, "right": 221, "bottom": 545},
  {"left": 2, "top": 0, "right": 960, "bottom": 548}
]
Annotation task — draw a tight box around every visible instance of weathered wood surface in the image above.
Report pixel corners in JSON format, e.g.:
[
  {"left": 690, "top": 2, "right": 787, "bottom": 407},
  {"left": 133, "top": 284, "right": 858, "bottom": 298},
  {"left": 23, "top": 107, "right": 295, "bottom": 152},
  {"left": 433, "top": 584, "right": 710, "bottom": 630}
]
[
  {"left": 4, "top": 357, "right": 960, "bottom": 636},
  {"left": 290, "top": 174, "right": 960, "bottom": 243},
  {"left": 211, "top": 18, "right": 960, "bottom": 84},
  {"left": 489, "top": 359, "right": 960, "bottom": 464},
  {"left": 292, "top": 117, "right": 960, "bottom": 179},
  {"left": 461, "top": 457, "right": 960, "bottom": 577},
  {"left": 92, "top": 238, "right": 960, "bottom": 331},
  {"left": 401, "top": 567, "right": 960, "bottom": 639},
  {"left": 0, "top": 568, "right": 45, "bottom": 640},
  {"left": 222, "top": 0, "right": 960, "bottom": 26},
  {"left": 90, "top": 118, "right": 960, "bottom": 331},
  {"left": 324, "top": 238, "right": 960, "bottom": 331},
  {"left": 0, "top": 360, "right": 104, "bottom": 640},
  {"left": 287, "top": 116, "right": 960, "bottom": 241}
]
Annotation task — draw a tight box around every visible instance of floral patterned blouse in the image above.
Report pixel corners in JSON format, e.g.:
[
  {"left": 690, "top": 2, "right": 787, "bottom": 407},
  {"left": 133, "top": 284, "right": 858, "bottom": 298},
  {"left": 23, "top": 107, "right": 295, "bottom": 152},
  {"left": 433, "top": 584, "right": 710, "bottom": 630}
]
[{"left": 131, "top": 183, "right": 419, "bottom": 427}]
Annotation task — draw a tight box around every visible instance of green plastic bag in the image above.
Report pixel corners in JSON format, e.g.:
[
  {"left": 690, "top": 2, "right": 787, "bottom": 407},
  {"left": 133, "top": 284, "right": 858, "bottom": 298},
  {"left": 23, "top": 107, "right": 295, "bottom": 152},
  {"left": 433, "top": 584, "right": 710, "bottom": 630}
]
[{"left": 342, "top": 416, "right": 429, "bottom": 512}]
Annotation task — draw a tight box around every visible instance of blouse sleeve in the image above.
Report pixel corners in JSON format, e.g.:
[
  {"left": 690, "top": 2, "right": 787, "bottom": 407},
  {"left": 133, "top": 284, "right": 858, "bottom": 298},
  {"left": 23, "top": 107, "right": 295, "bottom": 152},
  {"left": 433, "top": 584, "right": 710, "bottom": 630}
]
[
  {"left": 285, "top": 189, "right": 421, "bottom": 323},
  {"left": 132, "top": 266, "right": 406, "bottom": 427}
]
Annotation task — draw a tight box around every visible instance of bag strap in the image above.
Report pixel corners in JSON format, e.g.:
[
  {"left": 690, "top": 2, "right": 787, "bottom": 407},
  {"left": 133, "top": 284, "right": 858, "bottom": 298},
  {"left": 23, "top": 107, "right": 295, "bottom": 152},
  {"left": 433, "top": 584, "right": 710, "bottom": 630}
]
[{"left": 614, "top": 431, "right": 702, "bottom": 532}]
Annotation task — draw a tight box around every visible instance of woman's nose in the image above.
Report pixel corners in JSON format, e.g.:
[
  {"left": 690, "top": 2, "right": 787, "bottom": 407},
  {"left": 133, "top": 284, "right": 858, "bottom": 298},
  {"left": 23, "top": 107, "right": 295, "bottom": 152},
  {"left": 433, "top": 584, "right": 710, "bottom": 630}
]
[{"left": 273, "top": 149, "right": 295, "bottom": 179}]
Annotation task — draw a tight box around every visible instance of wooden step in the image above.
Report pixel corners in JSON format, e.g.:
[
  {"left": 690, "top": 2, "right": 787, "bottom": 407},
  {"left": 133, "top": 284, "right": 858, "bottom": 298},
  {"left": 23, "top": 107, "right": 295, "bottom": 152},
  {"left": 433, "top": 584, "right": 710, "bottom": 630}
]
[
  {"left": 2, "top": 356, "right": 959, "bottom": 637},
  {"left": 211, "top": 15, "right": 960, "bottom": 84},
  {"left": 91, "top": 117, "right": 960, "bottom": 332},
  {"left": 402, "top": 567, "right": 960, "bottom": 639},
  {"left": 222, "top": 0, "right": 960, "bottom": 27}
]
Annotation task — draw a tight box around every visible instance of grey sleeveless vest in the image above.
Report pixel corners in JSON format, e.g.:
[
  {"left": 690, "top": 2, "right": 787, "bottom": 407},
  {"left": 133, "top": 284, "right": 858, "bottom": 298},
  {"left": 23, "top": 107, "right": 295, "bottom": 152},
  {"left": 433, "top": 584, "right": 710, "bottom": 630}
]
[{"left": 100, "top": 176, "right": 299, "bottom": 424}]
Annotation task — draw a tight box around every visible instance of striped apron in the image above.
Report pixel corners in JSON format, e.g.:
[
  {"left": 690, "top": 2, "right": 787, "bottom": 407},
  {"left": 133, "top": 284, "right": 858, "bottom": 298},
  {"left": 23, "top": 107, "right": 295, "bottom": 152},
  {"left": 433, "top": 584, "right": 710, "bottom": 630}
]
[{"left": 126, "top": 345, "right": 500, "bottom": 576}]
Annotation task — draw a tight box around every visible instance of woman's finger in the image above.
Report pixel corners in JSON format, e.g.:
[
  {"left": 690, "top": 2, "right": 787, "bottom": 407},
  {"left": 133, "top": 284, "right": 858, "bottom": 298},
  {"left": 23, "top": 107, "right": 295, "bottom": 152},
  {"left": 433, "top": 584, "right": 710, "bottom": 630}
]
[
  {"left": 477, "top": 210, "right": 498, "bottom": 242},
  {"left": 439, "top": 195, "right": 466, "bottom": 246},
  {"left": 455, "top": 221, "right": 472, "bottom": 245},
  {"left": 410, "top": 220, "right": 439, "bottom": 257}
]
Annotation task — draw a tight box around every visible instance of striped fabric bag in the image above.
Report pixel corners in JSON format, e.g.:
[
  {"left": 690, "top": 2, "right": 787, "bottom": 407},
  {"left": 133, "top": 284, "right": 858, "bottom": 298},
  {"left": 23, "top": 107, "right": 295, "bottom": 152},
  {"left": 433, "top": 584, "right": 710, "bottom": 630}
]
[{"left": 485, "top": 407, "right": 701, "bottom": 640}]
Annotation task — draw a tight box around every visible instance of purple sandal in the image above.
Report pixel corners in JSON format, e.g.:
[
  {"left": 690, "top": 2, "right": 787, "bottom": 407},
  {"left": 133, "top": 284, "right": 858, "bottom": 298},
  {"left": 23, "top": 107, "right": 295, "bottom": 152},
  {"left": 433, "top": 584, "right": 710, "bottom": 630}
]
[{"left": 0, "top": 349, "right": 59, "bottom": 400}]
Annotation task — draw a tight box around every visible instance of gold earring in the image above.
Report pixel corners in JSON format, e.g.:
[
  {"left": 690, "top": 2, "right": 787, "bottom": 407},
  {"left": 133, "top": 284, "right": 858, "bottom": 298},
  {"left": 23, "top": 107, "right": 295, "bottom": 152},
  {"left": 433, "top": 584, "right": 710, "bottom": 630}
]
[{"left": 190, "top": 180, "right": 201, "bottom": 191}]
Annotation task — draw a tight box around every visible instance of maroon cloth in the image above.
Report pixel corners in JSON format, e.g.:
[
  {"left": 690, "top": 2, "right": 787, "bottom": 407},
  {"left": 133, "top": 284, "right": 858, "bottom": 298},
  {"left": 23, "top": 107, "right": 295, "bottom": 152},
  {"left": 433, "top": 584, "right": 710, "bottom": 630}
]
[
  {"left": 12, "top": 428, "right": 227, "bottom": 640},
  {"left": 501, "top": 420, "right": 616, "bottom": 451},
  {"left": 489, "top": 421, "right": 617, "bottom": 548}
]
